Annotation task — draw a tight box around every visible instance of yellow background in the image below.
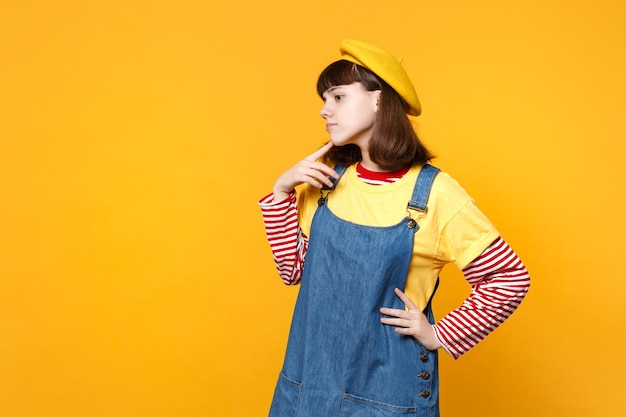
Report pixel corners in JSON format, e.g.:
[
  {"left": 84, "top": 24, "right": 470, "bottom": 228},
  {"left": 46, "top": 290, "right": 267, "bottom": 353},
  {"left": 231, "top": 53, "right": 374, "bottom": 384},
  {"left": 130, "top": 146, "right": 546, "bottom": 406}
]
[{"left": 1, "top": 1, "right": 624, "bottom": 416}]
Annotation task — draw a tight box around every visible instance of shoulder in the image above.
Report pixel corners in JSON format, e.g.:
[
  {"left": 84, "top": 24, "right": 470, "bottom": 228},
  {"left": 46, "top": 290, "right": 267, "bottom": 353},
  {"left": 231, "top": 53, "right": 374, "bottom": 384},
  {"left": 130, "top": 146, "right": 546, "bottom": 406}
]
[
  {"left": 427, "top": 168, "right": 500, "bottom": 267},
  {"left": 427, "top": 167, "right": 497, "bottom": 237},
  {"left": 428, "top": 169, "right": 474, "bottom": 211}
]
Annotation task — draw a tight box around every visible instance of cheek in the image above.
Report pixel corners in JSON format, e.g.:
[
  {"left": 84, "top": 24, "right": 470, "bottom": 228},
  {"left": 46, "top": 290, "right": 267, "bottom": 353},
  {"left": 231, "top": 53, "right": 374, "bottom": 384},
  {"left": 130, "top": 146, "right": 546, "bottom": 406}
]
[{"left": 358, "top": 107, "right": 377, "bottom": 126}]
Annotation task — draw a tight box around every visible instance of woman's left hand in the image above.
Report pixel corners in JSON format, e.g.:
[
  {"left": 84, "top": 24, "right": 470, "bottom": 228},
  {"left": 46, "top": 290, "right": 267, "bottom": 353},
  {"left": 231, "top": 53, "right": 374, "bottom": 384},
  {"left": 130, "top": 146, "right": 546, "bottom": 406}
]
[{"left": 380, "top": 288, "right": 442, "bottom": 351}]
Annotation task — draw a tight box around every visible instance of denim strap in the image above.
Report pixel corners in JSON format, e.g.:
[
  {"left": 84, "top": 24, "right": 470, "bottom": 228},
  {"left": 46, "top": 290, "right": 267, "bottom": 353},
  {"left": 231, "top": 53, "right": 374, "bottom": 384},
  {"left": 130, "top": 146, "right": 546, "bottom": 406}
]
[
  {"left": 407, "top": 164, "right": 440, "bottom": 212},
  {"left": 321, "top": 164, "right": 347, "bottom": 190}
]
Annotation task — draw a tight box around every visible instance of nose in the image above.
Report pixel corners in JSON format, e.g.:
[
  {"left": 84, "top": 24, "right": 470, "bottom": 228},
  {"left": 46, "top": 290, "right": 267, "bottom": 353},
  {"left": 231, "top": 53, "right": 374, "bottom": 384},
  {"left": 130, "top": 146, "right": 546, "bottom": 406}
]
[{"left": 320, "top": 102, "right": 331, "bottom": 119}]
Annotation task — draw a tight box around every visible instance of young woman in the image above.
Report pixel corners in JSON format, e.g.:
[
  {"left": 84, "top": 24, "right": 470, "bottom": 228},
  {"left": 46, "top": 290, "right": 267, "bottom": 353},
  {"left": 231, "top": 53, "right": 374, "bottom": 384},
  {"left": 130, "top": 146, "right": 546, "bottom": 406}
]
[{"left": 259, "top": 39, "right": 530, "bottom": 417}]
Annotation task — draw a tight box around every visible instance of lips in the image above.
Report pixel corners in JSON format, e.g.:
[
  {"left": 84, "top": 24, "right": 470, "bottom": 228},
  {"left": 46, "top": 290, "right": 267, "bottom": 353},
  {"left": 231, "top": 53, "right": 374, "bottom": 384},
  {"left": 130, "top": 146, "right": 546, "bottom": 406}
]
[{"left": 326, "top": 123, "right": 337, "bottom": 130}]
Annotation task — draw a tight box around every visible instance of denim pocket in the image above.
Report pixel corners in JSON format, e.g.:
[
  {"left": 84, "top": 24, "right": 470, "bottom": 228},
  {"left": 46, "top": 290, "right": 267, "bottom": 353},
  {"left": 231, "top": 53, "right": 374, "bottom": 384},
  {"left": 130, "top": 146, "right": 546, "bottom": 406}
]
[
  {"left": 269, "top": 373, "right": 302, "bottom": 417},
  {"left": 340, "top": 393, "right": 416, "bottom": 416}
]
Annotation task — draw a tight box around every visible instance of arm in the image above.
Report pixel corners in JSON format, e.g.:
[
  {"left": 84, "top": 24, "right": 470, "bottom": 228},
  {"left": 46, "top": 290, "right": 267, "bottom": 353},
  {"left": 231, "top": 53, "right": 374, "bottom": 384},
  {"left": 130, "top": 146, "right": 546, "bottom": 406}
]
[
  {"left": 259, "top": 142, "right": 339, "bottom": 285},
  {"left": 433, "top": 237, "right": 530, "bottom": 358},
  {"left": 381, "top": 237, "right": 530, "bottom": 358},
  {"left": 259, "top": 192, "right": 309, "bottom": 285}
]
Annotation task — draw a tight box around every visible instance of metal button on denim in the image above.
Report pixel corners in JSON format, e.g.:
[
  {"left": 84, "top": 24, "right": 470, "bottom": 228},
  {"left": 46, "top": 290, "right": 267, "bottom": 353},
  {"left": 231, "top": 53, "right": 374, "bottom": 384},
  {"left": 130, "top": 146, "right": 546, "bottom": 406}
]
[
  {"left": 418, "top": 390, "right": 431, "bottom": 398},
  {"left": 417, "top": 371, "right": 431, "bottom": 380}
]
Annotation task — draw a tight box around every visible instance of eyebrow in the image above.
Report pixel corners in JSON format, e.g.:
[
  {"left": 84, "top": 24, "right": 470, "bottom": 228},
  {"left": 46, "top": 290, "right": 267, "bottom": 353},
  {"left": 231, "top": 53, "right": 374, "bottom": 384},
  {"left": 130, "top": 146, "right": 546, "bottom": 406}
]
[{"left": 322, "top": 85, "right": 344, "bottom": 98}]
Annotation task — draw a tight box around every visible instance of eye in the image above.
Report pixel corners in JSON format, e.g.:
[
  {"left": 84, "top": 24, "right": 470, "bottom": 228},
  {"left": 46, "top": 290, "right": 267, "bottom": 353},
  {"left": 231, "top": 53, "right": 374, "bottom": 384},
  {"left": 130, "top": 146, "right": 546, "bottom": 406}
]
[{"left": 334, "top": 94, "right": 344, "bottom": 102}]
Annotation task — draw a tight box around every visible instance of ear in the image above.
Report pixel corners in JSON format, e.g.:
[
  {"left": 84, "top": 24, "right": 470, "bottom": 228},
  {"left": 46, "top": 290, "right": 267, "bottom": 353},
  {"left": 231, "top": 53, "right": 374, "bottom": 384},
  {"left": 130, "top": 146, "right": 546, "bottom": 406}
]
[{"left": 371, "top": 90, "right": 381, "bottom": 112}]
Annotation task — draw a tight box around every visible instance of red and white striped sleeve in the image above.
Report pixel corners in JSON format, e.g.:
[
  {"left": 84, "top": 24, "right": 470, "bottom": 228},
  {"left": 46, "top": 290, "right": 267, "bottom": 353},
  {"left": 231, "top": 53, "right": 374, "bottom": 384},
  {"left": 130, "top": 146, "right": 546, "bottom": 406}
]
[
  {"left": 433, "top": 237, "right": 531, "bottom": 359},
  {"left": 258, "top": 192, "right": 308, "bottom": 285}
]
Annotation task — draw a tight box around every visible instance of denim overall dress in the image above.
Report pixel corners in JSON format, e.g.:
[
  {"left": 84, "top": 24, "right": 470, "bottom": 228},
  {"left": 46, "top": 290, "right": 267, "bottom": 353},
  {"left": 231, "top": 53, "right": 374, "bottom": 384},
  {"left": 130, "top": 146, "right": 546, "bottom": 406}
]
[{"left": 269, "top": 164, "right": 441, "bottom": 417}]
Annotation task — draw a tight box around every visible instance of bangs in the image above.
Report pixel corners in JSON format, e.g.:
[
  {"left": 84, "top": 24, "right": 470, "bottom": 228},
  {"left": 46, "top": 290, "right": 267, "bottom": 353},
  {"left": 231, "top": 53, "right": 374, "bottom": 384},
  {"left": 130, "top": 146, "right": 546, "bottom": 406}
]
[{"left": 316, "top": 60, "right": 381, "bottom": 98}]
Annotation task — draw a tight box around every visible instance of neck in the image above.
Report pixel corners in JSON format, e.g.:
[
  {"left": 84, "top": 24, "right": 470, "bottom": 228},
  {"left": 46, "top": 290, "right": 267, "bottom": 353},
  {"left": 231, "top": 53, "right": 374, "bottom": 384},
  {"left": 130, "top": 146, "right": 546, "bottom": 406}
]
[{"left": 359, "top": 150, "right": 404, "bottom": 172}]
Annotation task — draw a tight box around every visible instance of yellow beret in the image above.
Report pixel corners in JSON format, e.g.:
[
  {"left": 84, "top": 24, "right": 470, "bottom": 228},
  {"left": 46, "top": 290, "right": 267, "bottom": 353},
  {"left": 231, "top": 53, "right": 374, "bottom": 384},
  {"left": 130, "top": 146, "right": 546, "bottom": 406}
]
[{"left": 339, "top": 39, "right": 421, "bottom": 116}]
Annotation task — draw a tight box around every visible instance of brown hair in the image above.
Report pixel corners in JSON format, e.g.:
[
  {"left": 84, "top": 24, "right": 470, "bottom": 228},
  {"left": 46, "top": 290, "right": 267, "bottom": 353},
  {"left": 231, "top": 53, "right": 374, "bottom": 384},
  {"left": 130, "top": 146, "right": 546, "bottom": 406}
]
[{"left": 316, "top": 60, "right": 434, "bottom": 170}]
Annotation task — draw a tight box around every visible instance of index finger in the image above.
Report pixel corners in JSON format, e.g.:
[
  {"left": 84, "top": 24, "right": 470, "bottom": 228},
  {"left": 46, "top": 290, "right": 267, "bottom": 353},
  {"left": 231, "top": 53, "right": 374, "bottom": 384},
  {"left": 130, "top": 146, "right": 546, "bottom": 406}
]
[
  {"left": 305, "top": 141, "right": 334, "bottom": 161},
  {"left": 394, "top": 288, "right": 419, "bottom": 311}
]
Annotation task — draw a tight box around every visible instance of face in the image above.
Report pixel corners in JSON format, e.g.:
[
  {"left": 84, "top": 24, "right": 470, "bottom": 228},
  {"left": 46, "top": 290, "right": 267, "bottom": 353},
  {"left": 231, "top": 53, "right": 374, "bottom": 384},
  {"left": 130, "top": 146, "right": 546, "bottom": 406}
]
[{"left": 320, "top": 82, "right": 380, "bottom": 148}]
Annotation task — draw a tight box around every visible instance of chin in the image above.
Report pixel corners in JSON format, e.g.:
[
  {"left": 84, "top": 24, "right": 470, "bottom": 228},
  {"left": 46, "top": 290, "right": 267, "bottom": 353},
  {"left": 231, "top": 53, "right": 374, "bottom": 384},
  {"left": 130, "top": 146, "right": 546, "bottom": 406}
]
[{"left": 329, "top": 137, "right": 354, "bottom": 147}]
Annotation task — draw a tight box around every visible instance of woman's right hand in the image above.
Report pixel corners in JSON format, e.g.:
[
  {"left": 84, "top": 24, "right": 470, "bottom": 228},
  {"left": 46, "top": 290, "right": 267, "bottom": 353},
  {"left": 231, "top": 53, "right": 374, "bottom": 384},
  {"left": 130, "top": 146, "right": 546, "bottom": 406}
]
[{"left": 272, "top": 142, "right": 339, "bottom": 202}]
